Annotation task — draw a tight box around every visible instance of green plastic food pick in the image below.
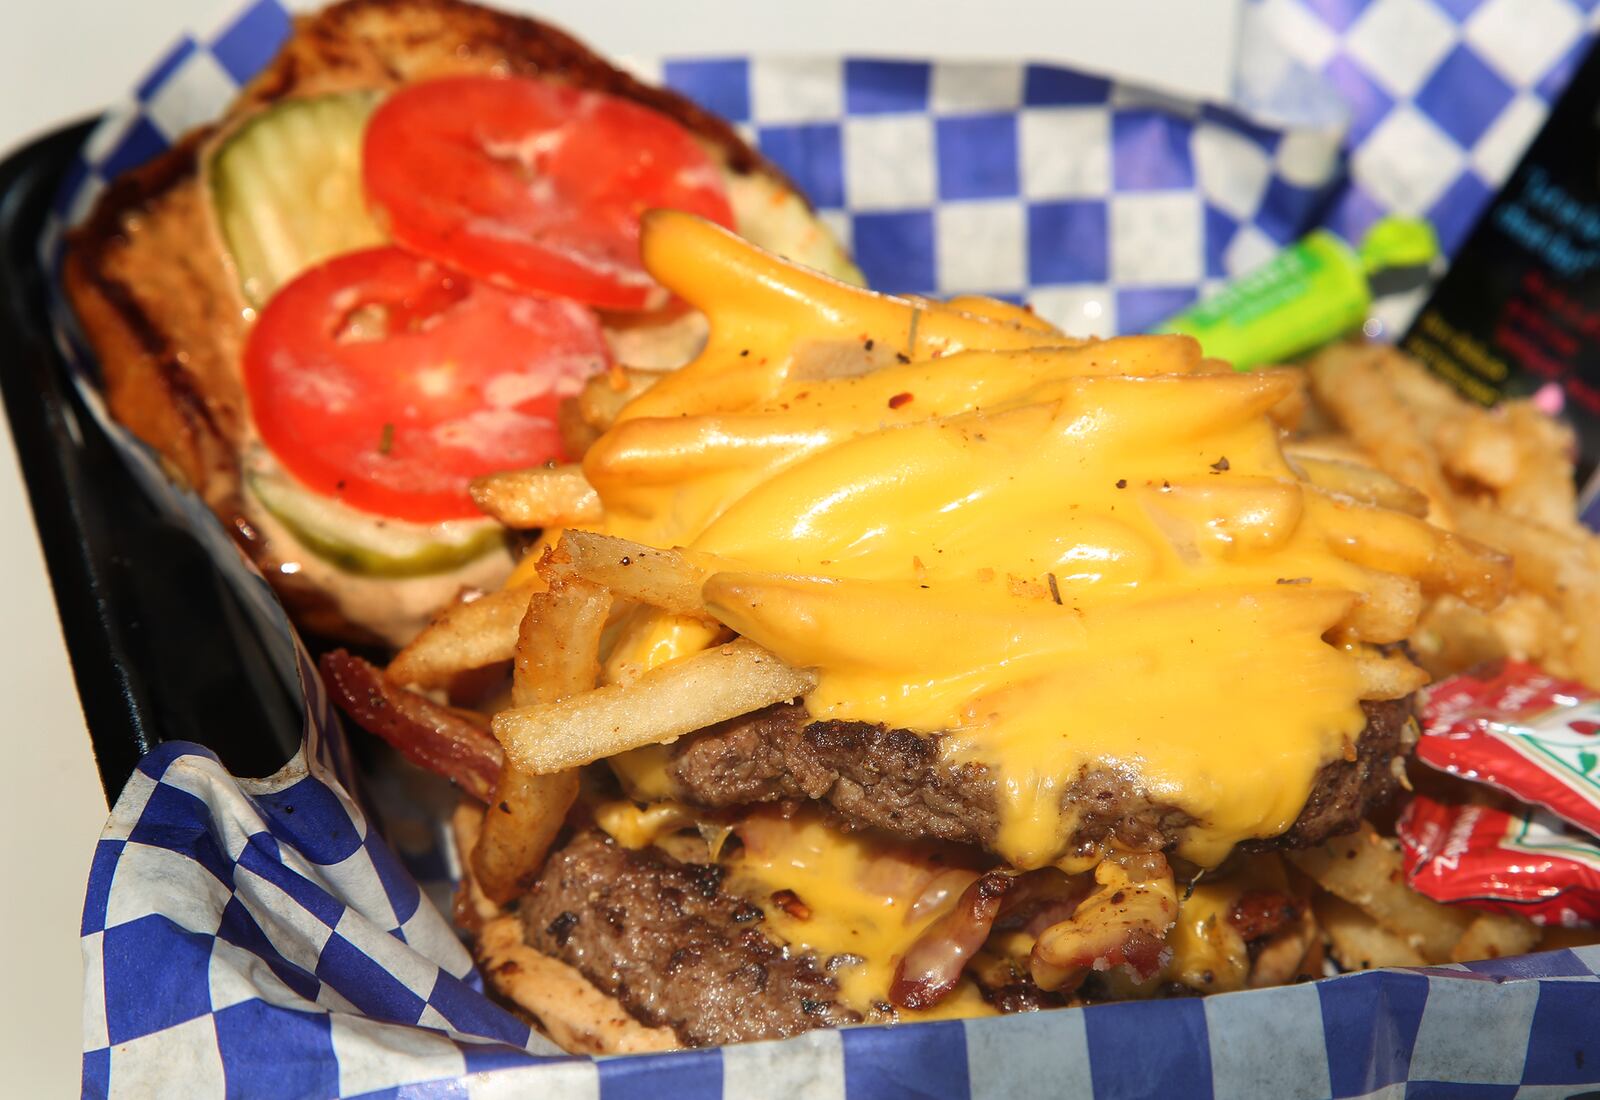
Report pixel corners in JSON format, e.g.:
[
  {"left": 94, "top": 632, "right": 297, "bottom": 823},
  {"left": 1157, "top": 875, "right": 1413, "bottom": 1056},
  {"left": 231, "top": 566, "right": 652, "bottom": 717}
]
[{"left": 1155, "top": 216, "right": 1439, "bottom": 370}]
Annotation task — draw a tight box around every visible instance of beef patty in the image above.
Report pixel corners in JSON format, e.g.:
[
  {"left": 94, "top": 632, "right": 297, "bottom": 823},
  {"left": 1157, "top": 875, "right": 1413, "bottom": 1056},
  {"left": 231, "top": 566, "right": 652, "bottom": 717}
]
[
  {"left": 662, "top": 697, "right": 1415, "bottom": 860},
  {"left": 519, "top": 829, "right": 858, "bottom": 1047}
]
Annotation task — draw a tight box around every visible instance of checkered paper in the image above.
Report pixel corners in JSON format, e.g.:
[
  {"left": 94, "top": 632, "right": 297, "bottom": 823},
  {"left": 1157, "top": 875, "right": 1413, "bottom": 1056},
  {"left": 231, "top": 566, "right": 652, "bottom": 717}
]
[{"left": 48, "top": 0, "right": 1600, "bottom": 1096}]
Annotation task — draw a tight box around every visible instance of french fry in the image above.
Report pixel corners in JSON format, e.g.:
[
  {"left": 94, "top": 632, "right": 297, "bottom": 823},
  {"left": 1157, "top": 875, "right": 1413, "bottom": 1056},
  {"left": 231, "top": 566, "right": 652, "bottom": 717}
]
[
  {"left": 1351, "top": 644, "right": 1432, "bottom": 701},
  {"left": 512, "top": 578, "right": 613, "bottom": 707},
  {"left": 1289, "top": 823, "right": 1472, "bottom": 962},
  {"left": 543, "top": 530, "right": 716, "bottom": 617},
  {"left": 1375, "top": 350, "right": 1470, "bottom": 434},
  {"left": 789, "top": 337, "right": 897, "bottom": 380},
  {"left": 1435, "top": 410, "right": 1520, "bottom": 491},
  {"left": 469, "top": 465, "right": 601, "bottom": 529},
  {"left": 1307, "top": 345, "right": 1457, "bottom": 525},
  {"left": 493, "top": 638, "right": 816, "bottom": 775},
  {"left": 1486, "top": 592, "right": 1569, "bottom": 671},
  {"left": 475, "top": 768, "right": 576, "bottom": 905},
  {"left": 1314, "top": 893, "right": 1427, "bottom": 970},
  {"left": 387, "top": 586, "right": 536, "bottom": 689},
  {"left": 1453, "top": 499, "right": 1600, "bottom": 603},
  {"left": 1411, "top": 594, "right": 1518, "bottom": 680},
  {"left": 557, "top": 396, "right": 604, "bottom": 458},
  {"left": 1283, "top": 434, "right": 1379, "bottom": 468},
  {"left": 1286, "top": 453, "right": 1430, "bottom": 517},
  {"left": 946, "top": 294, "right": 1063, "bottom": 334},
  {"left": 1248, "top": 905, "right": 1319, "bottom": 988},
  {"left": 1336, "top": 571, "right": 1424, "bottom": 645},
  {"left": 1450, "top": 910, "right": 1541, "bottom": 963},
  {"left": 474, "top": 578, "right": 613, "bottom": 905},
  {"left": 577, "top": 366, "right": 664, "bottom": 431},
  {"left": 1307, "top": 489, "right": 1511, "bottom": 610},
  {"left": 1452, "top": 499, "right": 1600, "bottom": 686},
  {"left": 1495, "top": 402, "right": 1578, "bottom": 529}
]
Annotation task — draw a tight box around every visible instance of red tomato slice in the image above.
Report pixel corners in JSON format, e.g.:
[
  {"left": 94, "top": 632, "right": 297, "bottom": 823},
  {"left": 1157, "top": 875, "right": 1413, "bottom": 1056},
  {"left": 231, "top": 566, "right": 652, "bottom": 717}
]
[
  {"left": 244, "top": 246, "right": 609, "bottom": 523},
  {"left": 362, "top": 75, "right": 736, "bottom": 311}
]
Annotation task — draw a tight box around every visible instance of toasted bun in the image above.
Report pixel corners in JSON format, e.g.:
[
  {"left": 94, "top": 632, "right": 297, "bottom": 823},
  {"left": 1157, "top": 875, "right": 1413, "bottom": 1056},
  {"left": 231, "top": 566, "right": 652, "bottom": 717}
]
[
  {"left": 63, "top": 0, "right": 799, "bottom": 642},
  {"left": 450, "top": 802, "right": 680, "bottom": 1054}
]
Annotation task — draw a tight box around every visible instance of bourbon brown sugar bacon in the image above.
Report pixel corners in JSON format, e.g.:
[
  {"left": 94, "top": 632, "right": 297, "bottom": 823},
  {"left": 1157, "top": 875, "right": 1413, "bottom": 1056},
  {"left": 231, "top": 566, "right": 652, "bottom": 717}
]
[{"left": 320, "top": 650, "right": 502, "bottom": 802}]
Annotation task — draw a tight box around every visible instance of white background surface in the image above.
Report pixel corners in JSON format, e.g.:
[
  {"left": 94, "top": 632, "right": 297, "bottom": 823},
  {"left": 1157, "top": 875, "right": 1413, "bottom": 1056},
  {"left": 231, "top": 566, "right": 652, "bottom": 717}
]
[{"left": 0, "top": 2, "right": 1239, "bottom": 1094}]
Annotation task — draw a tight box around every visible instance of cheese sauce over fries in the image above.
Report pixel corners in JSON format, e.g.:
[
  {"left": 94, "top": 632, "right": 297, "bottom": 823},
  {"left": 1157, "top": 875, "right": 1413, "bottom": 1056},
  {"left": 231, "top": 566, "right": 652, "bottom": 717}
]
[{"left": 510, "top": 211, "right": 1510, "bottom": 871}]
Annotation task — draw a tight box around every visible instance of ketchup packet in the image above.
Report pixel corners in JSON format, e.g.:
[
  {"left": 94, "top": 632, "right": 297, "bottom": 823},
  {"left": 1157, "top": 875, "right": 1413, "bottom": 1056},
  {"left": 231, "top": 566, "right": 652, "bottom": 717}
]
[
  {"left": 1397, "top": 660, "right": 1600, "bottom": 925},
  {"left": 1411, "top": 660, "right": 1600, "bottom": 836},
  {"left": 1399, "top": 796, "right": 1600, "bottom": 925}
]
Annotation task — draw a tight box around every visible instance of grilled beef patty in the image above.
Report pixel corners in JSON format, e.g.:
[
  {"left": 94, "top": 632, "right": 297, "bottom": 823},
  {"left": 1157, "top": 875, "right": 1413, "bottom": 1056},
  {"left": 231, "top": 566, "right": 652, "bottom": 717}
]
[
  {"left": 664, "top": 698, "right": 1414, "bottom": 859},
  {"left": 518, "top": 829, "right": 858, "bottom": 1047}
]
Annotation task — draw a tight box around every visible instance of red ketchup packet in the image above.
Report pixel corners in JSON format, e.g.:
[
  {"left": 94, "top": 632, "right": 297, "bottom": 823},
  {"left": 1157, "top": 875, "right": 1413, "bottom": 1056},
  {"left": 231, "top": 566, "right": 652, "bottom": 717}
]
[
  {"left": 1400, "top": 796, "right": 1600, "bottom": 925},
  {"left": 1396, "top": 660, "right": 1600, "bottom": 925}
]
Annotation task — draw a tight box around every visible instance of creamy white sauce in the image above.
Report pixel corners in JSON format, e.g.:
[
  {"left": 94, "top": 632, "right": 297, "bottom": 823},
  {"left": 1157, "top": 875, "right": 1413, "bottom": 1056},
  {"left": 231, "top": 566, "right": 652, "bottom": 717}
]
[{"left": 240, "top": 444, "right": 513, "bottom": 646}]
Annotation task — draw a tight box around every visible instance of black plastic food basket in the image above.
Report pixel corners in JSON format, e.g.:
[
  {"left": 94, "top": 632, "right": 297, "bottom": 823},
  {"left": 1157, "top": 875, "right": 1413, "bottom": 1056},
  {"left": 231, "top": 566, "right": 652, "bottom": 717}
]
[{"left": 0, "top": 124, "right": 302, "bottom": 801}]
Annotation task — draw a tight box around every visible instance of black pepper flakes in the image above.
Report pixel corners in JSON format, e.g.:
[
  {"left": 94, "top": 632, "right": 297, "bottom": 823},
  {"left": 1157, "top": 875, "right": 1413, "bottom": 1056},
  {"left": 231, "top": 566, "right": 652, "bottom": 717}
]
[
  {"left": 1276, "top": 576, "right": 1311, "bottom": 585},
  {"left": 546, "top": 911, "right": 579, "bottom": 947},
  {"left": 498, "top": 801, "right": 512, "bottom": 814},
  {"left": 864, "top": 338, "right": 875, "bottom": 351},
  {"left": 1210, "top": 456, "right": 1230, "bottom": 472},
  {"left": 1046, "top": 572, "right": 1062, "bottom": 605},
  {"left": 619, "top": 556, "right": 632, "bottom": 566},
  {"left": 1115, "top": 478, "right": 1127, "bottom": 489},
  {"left": 888, "top": 392, "right": 914, "bottom": 409},
  {"left": 895, "top": 352, "right": 911, "bottom": 364},
  {"left": 739, "top": 349, "right": 750, "bottom": 357}
]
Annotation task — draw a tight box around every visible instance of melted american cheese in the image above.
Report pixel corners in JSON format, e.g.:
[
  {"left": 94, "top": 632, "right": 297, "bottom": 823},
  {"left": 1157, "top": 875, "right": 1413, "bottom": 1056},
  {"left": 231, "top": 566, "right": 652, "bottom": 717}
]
[
  {"left": 720, "top": 809, "right": 996, "bottom": 1020},
  {"left": 569, "top": 212, "right": 1433, "bottom": 870},
  {"left": 588, "top": 798, "right": 995, "bottom": 1017}
]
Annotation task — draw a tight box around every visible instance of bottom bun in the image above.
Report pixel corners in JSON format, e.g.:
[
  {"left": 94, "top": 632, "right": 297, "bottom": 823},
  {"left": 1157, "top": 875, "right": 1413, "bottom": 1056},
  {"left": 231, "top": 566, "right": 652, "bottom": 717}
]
[{"left": 451, "top": 803, "right": 680, "bottom": 1055}]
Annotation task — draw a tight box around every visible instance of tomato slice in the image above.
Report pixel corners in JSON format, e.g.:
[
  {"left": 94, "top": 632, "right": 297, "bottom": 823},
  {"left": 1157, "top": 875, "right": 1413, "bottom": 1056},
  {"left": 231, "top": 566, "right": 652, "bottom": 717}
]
[
  {"left": 362, "top": 75, "right": 735, "bottom": 311},
  {"left": 244, "top": 246, "right": 609, "bottom": 523}
]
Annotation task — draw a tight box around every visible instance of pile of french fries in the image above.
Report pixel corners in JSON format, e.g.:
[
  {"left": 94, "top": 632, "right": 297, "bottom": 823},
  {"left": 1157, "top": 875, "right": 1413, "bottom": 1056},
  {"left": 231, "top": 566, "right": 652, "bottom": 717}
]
[
  {"left": 375, "top": 335, "right": 1600, "bottom": 982},
  {"left": 1283, "top": 342, "right": 1600, "bottom": 968},
  {"left": 1303, "top": 343, "right": 1600, "bottom": 688},
  {"left": 389, "top": 524, "right": 817, "bottom": 904}
]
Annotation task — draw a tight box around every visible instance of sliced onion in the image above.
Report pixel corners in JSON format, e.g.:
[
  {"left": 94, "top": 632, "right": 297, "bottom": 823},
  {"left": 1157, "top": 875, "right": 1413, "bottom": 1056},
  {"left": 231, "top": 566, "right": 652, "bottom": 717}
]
[
  {"left": 907, "top": 869, "right": 980, "bottom": 925},
  {"left": 890, "top": 870, "right": 1012, "bottom": 1009}
]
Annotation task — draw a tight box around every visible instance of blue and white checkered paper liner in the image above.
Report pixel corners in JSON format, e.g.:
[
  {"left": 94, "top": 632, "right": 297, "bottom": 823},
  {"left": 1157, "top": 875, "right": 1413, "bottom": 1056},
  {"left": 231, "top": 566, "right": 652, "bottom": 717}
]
[{"left": 53, "top": 0, "right": 1600, "bottom": 1095}]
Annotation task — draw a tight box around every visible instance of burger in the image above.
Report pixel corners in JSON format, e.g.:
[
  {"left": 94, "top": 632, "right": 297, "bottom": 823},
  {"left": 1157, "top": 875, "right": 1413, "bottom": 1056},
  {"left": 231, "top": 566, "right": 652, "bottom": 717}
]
[
  {"left": 324, "top": 211, "right": 1514, "bottom": 1051},
  {"left": 64, "top": 0, "right": 857, "bottom": 646}
]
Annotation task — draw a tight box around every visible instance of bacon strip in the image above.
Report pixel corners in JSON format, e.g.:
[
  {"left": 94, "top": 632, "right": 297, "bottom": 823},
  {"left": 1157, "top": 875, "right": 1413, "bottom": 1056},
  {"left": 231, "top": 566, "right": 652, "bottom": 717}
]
[
  {"left": 320, "top": 650, "right": 503, "bottom": 802},
  {"left": 889, "top": 869, "right": 1011, "bottom": 1010},
  {"left": 1029, "top": 852, "right": 1177, "bottom": 988},
  {"left": 1227, "top": 890, "right": 1300, "bottom": 943}
]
